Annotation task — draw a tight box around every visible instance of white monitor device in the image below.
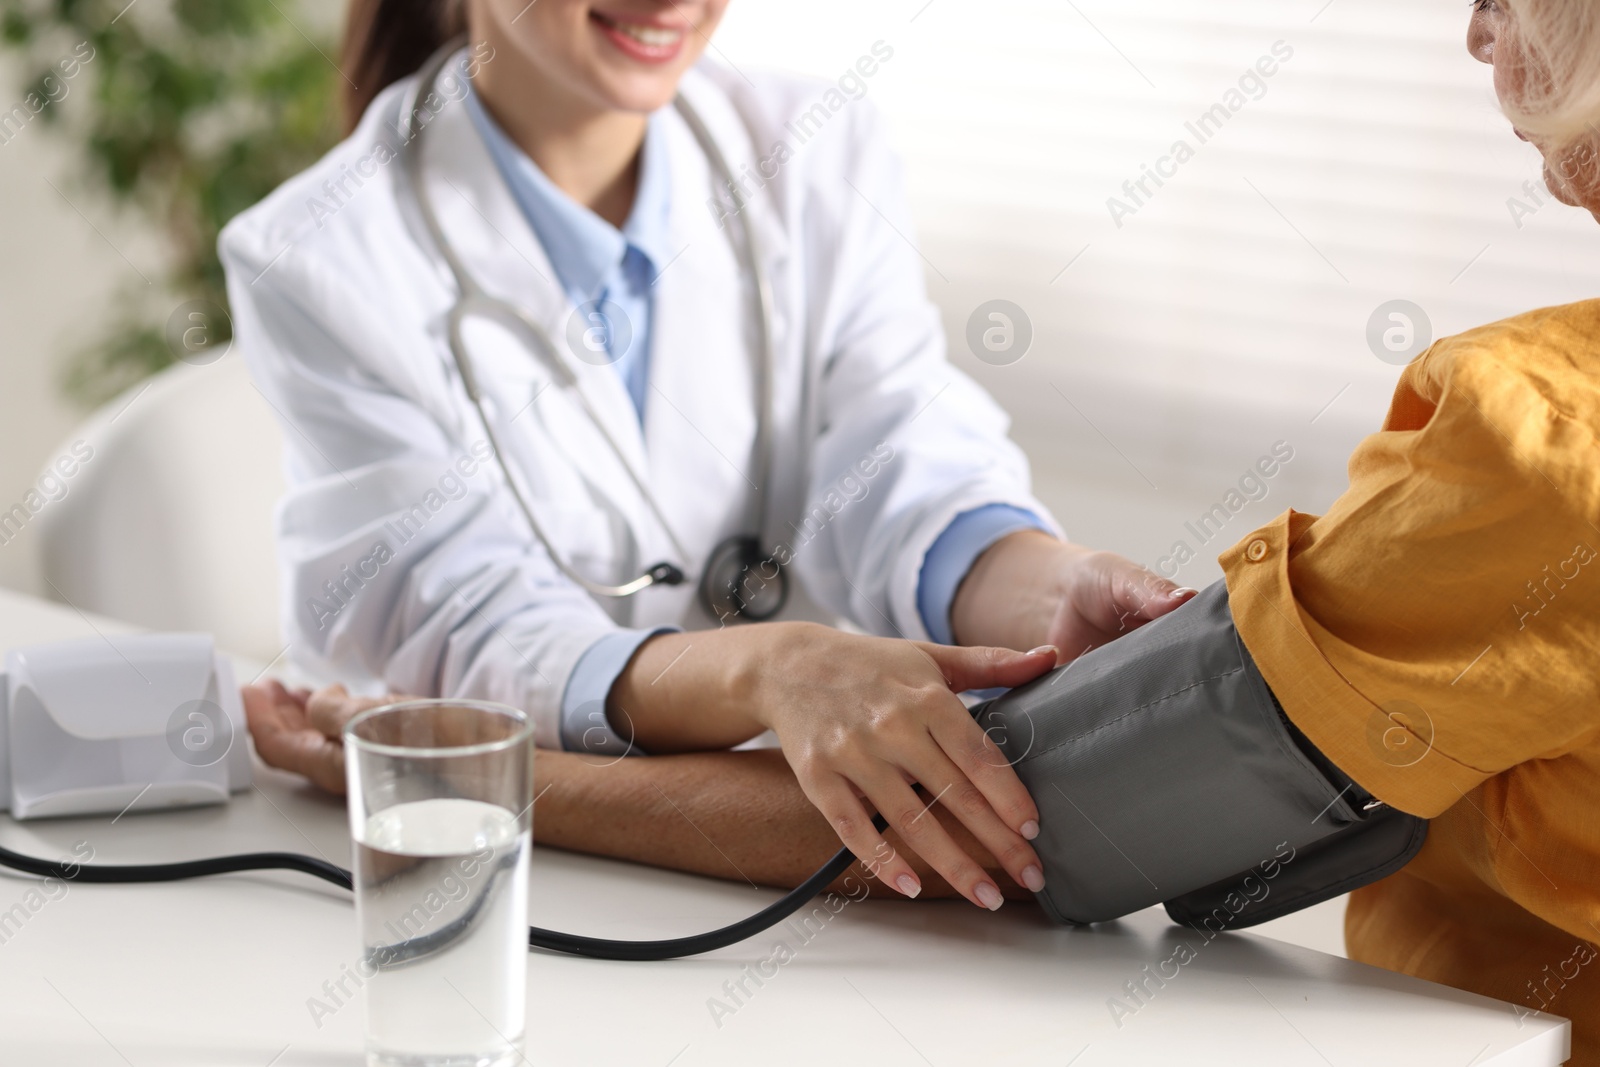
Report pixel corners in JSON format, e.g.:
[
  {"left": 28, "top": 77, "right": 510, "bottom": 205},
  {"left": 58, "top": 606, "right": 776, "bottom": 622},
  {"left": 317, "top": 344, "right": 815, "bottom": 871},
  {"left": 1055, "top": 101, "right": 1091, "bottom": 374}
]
[{"left": 0, "top": 634, "right": 251, "bottom": 819}]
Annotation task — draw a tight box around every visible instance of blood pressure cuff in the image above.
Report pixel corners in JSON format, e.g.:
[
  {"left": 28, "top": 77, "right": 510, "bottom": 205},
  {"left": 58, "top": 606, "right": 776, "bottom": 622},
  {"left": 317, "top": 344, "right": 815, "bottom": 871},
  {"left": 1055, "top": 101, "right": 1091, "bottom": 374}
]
[{"left": 971, "top": 581, "right": 1426, "bottom": 930}]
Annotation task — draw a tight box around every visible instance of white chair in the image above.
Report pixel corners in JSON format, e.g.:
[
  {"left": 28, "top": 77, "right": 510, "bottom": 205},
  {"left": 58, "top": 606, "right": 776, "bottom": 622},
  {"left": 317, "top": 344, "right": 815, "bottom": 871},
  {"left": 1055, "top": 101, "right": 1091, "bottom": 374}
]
[{"left": 34, "top": 355, "right": 287, "bottom": 666}]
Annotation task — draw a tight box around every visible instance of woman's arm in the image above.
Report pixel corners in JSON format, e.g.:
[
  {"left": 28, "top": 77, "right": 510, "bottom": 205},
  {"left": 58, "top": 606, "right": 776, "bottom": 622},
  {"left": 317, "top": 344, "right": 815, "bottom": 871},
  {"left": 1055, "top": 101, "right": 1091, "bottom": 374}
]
[
  {"left": 949, "top": 529, "right": 1195, "bottom": 657},
  {"left": 605, "top": 623, "right": 1060, "bottom": 910}
]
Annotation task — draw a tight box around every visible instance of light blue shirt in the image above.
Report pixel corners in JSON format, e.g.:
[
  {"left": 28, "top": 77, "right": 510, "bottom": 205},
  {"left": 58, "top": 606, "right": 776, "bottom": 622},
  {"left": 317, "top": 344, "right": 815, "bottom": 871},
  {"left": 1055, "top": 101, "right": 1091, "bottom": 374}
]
[
  {"left": 464, "top": 88, "right": 671, "bottom": 419},
  {"left": 915, "top": 505, "right": 1049, "bottom": 646},
  {"left": 464, "top": 93, "right": 1051, "bottom": 754}
]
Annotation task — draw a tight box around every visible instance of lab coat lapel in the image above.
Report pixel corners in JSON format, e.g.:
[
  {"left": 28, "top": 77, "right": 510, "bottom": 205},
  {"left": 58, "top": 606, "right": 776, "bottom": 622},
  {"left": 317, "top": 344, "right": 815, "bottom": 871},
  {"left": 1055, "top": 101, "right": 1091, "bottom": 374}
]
[
  {"left": 644, "top": 74, "right": 793, "bottom": 577},
  {"left": 420, "top": 89, "right": 655, "bottom": 538}
]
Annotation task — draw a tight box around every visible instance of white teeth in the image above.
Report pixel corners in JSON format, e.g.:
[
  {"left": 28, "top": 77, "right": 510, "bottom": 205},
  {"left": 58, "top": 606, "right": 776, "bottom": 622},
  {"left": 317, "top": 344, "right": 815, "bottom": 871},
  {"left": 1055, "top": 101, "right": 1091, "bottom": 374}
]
[{"left": 613, "top": 22, "right": 682, "bottom": 47}]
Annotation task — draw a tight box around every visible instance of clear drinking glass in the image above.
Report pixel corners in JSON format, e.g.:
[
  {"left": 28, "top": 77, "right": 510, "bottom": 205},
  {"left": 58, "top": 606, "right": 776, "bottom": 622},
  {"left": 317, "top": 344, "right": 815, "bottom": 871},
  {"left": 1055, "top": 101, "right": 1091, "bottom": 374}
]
[{"left": 344, "top": 699, "right": 533, "bottom": 1067}]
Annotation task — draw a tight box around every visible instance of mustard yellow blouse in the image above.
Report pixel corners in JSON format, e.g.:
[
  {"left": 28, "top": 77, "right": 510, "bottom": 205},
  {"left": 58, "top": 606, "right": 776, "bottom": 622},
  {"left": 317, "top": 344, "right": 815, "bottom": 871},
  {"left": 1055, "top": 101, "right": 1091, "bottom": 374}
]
[{"left": 1222, "top": 301, "right": 1600, "bottom": 1064}]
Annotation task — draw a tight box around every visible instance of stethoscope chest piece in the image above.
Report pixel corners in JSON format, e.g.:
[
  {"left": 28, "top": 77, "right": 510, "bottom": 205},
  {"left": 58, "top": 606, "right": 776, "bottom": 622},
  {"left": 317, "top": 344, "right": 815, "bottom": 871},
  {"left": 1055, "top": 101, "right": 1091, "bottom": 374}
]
[{"left": 700, "top": 536, "right": 787, "bottom": 623}]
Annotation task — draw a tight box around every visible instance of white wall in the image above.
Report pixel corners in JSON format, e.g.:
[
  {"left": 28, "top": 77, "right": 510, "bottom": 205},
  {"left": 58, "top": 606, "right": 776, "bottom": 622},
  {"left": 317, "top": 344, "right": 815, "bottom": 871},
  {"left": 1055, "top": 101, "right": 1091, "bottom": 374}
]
[
  {"left": 0, "top": 50, "right": 165, "bottom": 598},
  {"left": 0, "top": 8, "right": 324, "bottom": 603}
]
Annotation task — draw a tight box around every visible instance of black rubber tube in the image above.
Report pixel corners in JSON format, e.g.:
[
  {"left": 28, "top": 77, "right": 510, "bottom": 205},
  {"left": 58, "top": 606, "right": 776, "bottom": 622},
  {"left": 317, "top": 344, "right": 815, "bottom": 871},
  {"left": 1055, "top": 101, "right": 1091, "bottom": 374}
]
[{"left": 0, "top": 814, "right": 886, "bottom": 962}]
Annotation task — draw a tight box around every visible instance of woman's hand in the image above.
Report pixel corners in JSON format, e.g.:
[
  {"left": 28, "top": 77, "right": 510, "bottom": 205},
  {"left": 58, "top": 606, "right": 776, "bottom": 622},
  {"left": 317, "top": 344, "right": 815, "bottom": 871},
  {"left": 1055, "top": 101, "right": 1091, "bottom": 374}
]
[
  {"left": 950, "top": 530, "right": 1196, "bottom": 659},
  {"left": 723, "top": 626, "right": 1057, "bottom": 911},
  {"left": 241, "top": 681, "right": 397, "bottom": 795},
  {"left": 614, "top": 615, "right": 1060, "bottom": 911}
]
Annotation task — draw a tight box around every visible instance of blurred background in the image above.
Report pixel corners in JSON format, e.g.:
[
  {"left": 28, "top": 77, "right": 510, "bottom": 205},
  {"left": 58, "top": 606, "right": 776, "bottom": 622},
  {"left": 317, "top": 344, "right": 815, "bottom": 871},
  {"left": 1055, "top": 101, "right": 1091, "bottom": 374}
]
[{"left": 0, "top": 0, "right": 1591, "bottom": 635}]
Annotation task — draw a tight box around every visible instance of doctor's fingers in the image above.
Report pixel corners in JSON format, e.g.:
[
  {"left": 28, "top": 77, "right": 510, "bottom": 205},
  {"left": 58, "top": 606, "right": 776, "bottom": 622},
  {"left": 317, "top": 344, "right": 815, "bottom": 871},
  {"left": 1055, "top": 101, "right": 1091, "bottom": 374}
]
[
  {"left": 862, "top": 771, "right": 1012, "bottom": 911},
  {"left": 1083, "top": 552, "right": 1194, "bottom": 631},
  {"left": 816, "top": 765, "right": 1008, "bottom": 911},
  {"left": 797, "top": 772, "right": 928, "bottom": 902},
  {"left": 918, "top": 642, "right": 1058, "bottom": 695},
  {"left": 926, "top": 703, "right": 1042, "bottom": 840},
  {"left": 903, "top": 738, "right": 1045, "bottom": 896}
]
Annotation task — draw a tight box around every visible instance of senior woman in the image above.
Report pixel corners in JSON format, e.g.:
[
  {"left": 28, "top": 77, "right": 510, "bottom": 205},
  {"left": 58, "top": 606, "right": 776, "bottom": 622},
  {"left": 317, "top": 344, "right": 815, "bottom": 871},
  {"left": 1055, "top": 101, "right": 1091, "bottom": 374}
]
[
  {"left": 248, "top": 0, "right": 1600, "bottom": 1056},
  {"left": 1308, "top": 0, "right": 1600, "bottom": 1051}
]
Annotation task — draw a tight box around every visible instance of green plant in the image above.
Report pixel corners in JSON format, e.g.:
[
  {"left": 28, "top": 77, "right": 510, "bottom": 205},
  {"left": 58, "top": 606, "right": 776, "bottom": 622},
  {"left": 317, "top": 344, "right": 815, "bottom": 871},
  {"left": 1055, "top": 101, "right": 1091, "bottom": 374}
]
[{"left": 0, "top": 0, "right": 342, "bottom": 405}]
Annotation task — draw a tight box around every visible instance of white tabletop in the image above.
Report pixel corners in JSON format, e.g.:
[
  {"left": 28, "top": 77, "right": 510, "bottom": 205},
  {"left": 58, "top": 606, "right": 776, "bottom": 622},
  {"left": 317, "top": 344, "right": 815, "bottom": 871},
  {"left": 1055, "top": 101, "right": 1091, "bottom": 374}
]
[{"left": 0, "top": 588, "right": 1571, "bottom": 1066}]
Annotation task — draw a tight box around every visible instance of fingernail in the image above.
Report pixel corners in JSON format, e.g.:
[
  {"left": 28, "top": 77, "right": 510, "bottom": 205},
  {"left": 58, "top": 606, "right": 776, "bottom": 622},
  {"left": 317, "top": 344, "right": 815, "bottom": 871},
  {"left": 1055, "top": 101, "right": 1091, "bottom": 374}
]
[
  {"left": 1172, "top": 588, "right": 1199, "bottom": 598},
  {"left": 975, "top": 882, "right": 1004, "bottom": 911},
  {"left": 1026, "top": 645, "right": 1059, "bottom": 658},
  {"left": 1021, "top": 819, "right": 1039, "bottom": 840},
  {"left": 1021, "top": 865, "right": 1045, "bottom": 892},
  {"left": 896, "top": 874, "right": 922, "bottom": 899}
]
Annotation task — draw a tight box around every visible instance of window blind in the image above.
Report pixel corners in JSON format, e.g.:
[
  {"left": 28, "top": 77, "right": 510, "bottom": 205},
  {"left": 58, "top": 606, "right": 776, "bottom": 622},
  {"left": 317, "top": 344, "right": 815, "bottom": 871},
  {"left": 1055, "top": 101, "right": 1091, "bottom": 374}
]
[{"left": 719, "top": 0, "right": 1594, "bottom": 577}]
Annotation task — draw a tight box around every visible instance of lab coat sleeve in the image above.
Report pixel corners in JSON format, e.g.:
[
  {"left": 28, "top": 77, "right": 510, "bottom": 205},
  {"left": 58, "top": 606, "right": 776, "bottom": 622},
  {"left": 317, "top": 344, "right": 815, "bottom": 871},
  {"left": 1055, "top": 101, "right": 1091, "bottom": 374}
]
[
  {"left": 222, "top": 231, "right": 625, "bottom": 751},
  {"left": 792, "top": 101, "right": 1062, "bottom": 642}
]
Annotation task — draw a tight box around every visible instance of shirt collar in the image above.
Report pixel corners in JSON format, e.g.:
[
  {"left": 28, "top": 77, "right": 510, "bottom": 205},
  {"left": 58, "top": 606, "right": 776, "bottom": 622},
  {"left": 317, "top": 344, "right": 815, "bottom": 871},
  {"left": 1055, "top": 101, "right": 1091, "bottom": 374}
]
[{"left": 464, "top": 87, "right": 674, "bottom": 302}]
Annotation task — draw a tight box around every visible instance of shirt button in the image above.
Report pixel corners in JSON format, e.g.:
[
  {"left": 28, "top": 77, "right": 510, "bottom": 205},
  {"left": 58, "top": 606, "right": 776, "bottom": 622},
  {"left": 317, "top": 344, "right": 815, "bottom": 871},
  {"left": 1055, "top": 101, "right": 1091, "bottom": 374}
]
[{"left": 1245, "top": 539, "right": 1271, "bottom": 563}]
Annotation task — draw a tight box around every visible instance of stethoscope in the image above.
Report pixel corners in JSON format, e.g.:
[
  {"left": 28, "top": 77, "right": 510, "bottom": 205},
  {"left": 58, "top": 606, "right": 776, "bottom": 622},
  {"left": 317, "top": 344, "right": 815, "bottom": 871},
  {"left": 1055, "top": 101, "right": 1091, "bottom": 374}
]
[{"left": 402, "top": 41, "right": 787, "bottom": 623}]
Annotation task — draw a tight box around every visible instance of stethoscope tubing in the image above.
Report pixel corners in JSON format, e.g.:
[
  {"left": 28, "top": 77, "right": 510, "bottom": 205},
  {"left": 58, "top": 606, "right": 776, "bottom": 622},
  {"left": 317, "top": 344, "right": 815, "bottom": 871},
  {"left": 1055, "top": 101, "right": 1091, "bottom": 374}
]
[{"left": 402, "top": 40, "right": 779, "bottom": 603}]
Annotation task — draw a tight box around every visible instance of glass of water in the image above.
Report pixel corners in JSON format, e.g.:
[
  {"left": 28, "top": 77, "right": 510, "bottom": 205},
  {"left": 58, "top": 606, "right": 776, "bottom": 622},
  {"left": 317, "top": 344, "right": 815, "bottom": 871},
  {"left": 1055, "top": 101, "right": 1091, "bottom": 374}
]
[{"left": 344, "top": 699, "right": 533, "bottom": 1067}]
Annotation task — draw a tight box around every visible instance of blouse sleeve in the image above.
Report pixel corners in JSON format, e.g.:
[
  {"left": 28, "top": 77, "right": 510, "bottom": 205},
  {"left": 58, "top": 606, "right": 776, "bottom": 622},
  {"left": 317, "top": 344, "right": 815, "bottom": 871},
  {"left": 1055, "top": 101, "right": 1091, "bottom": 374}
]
[{"left": 1222, "top": 309, "right": 1600, "bottom": 817}]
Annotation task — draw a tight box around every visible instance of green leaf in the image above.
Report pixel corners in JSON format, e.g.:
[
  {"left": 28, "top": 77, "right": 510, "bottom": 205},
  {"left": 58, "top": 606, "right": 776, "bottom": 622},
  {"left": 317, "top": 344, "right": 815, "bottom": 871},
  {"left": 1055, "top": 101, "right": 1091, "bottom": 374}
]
[
  {"left": 0, "top": 0, "right": 342, "bottom": 406},
  {"left": 1, "top": 11, "right": 34, "bottom": 46}
]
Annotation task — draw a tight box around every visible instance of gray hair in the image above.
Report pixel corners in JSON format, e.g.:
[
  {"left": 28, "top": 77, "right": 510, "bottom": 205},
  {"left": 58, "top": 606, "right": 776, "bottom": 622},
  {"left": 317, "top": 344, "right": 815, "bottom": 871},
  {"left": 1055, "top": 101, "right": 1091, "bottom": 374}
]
[{"left": 1500, "top": 0, "right": 1600, "bottom": 149}]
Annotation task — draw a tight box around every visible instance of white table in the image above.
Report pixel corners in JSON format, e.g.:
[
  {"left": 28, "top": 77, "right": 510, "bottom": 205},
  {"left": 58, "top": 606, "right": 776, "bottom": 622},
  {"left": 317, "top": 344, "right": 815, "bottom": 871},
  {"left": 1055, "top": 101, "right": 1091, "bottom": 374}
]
[{"left": 0, "top": 589, "right": 1571, "bottom": 1066}]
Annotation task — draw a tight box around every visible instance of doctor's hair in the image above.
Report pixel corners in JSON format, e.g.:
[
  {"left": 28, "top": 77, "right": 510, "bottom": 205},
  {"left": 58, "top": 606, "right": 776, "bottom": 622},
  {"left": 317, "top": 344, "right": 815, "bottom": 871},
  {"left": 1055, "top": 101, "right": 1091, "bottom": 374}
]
[
  {"left": 341, "top": 0, "right": 467, "bottom": 133},
  {"left": 1498, "top": 0, "right": 1600, "bottom": 150}
]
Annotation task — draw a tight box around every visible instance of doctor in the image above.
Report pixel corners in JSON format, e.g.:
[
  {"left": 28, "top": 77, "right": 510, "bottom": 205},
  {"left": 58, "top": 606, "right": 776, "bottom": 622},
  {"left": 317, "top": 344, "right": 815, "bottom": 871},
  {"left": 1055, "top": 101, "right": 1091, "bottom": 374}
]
[{"left": 222, "top": 0, "right": 1191, "bottom": 912}]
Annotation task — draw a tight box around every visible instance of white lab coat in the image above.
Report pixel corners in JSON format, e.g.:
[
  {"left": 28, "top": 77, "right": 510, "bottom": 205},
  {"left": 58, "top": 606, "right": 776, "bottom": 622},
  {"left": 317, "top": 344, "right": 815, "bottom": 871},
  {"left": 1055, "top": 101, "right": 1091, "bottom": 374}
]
[{"left": 220, "top": 57, "right": 1058, "bottom": 749}]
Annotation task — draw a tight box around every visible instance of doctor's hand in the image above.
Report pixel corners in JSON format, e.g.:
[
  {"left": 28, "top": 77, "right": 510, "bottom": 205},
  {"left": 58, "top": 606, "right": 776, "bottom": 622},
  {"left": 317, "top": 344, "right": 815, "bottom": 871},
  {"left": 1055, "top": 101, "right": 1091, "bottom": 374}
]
[
  {"left": 735, "top": 628, "right": 1057, "bottom": 912},
  {"left": 950, "top": 530, "right": 1196, "bottom": 663}
]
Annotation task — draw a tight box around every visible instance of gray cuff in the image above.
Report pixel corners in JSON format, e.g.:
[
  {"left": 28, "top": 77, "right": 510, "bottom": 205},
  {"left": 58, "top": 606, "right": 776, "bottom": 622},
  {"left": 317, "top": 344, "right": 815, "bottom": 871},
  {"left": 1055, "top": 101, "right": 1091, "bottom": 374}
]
[
  {"left": 558, "top": 627, "right": 677, "bottom": 756},
  {"left": 974, "top": 582, "right": 1362, "bottom": 925}
]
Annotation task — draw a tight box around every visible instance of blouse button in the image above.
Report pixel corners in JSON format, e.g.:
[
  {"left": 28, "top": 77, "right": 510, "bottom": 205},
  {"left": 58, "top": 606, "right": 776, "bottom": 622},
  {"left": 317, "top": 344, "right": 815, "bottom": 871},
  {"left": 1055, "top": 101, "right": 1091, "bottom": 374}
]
[{"left": 1245, "top": 539, "right": 1271, "bottom": 563}]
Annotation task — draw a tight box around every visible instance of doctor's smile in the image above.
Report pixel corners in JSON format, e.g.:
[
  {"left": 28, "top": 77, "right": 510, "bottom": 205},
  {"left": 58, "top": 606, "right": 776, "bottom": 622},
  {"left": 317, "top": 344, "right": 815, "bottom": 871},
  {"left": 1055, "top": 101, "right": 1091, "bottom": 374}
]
[
  {"left": 587, "top": 9, "right": 694, "bottom": 63},
  {"left": 2, "top": 0, "right": 1597, "bottom": 1062}
]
